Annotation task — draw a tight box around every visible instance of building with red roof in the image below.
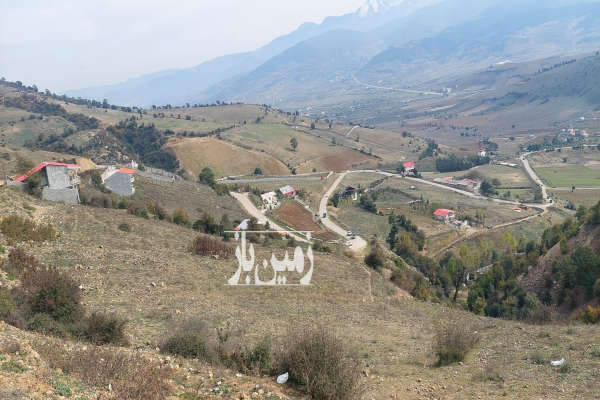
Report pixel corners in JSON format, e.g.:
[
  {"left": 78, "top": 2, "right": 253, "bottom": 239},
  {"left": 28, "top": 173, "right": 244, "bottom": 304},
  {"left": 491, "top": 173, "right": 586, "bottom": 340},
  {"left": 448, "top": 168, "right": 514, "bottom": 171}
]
[
  {"left": 8, "top": 161, "right": 81, "bottom": 204},
  {"left": 434, "top": 209, "right": 456, "bottom": 222}
]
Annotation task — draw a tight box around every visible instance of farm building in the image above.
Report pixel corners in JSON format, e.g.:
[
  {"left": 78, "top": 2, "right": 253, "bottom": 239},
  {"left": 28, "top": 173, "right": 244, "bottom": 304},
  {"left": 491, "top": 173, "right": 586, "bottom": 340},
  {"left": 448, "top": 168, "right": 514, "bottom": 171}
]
[
  {"left": 279, "top": 185, "right": 296, "bottom": 197},
  {"left": 8, "top": 162, "right": 81, "bottom": 204},
  {"left": 403, "top": 161, "right": 415, "bottom": 175},
  {"left": 341, "top": 186, "right": 358, "bottom": 200},
  {"left": 434, "top": 209, "right": 456, "bottom": 222},
  {"left": 102, "top": 167, "right": 136, "bottom": 196},
  {"left": 433, "top": 176, "right": 480, "bottom": 192}
]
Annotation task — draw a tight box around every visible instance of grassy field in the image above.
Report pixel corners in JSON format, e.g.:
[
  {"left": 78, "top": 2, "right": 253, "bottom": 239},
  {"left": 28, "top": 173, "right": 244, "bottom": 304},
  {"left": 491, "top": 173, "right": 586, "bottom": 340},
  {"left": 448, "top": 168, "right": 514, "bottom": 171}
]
[
  {"left": 167, "top": 137, "right": 290, "bottom": 178},
  {"left": 1, "top": 189, "right": 599, "bottom": 399},
  {"left": 130, "top": 176, "right": 246, "bottom": 222},
  {"left": 534, "top": 165, "right": 600, "bottom": 187},
  {"left": 0, "top": 108, "right": 75, "bottom": 147},
  {"left": 331, "top": 174, "right": 540, "bottom": 249},
  {"left": 145, "top": 116, "right": 229, "bottom": 133},
  {"left": 551, "top": 188, "right": 600, "bottom": 207},
  {"left": 423, "top": 163, "right": 532, "bottom": 188}
]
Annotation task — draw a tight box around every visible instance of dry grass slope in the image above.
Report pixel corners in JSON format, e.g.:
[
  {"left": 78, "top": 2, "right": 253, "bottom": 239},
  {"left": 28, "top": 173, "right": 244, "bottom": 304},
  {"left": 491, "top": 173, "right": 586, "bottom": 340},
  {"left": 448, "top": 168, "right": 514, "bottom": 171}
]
[{"left": 0, "top": 188, "right": 599, "bottom": 399}]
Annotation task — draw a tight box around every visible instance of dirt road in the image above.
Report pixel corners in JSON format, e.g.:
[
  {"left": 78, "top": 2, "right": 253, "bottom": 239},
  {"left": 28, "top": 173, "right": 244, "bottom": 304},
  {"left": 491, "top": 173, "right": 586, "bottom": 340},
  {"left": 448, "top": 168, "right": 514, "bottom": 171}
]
[
  {"left": 229, "top": 192, "right": 309, "bottom": 243},
  {"left": 319, "top": 172, "right": 368, "bottom": 253}
]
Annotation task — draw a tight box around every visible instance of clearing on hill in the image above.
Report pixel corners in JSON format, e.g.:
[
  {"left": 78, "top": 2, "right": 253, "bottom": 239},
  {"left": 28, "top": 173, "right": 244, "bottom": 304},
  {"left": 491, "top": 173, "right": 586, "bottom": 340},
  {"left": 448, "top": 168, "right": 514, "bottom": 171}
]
[{"left": 167, "top": 137, "right": 289, "bottom": 178}]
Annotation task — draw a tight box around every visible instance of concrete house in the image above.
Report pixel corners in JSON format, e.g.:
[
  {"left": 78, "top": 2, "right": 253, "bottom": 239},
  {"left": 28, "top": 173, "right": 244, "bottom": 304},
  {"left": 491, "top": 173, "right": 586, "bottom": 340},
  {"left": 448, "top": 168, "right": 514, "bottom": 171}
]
[
  {"left": 9, "top": 162, "right": 81, "bottom": 204},
  {"left": 102, "top": 167, "right": 136, "bottom": 196}
]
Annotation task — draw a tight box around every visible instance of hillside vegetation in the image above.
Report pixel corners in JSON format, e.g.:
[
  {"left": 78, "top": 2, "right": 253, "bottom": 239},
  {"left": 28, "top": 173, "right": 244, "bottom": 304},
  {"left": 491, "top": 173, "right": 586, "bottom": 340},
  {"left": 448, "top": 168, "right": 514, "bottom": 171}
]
[{"left": 1, "top": 187, "right": 600, "bottom": 399}]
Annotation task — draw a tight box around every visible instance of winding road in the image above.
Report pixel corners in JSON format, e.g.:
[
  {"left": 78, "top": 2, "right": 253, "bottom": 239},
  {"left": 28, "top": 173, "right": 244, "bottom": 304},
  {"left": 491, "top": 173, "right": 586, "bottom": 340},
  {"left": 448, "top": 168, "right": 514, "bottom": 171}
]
[
  {"left": 230, "top": 151, "right": 553, "bottom": 255},
  {"left": 319, "top": 172, "right": 368, "bottom": 252}
]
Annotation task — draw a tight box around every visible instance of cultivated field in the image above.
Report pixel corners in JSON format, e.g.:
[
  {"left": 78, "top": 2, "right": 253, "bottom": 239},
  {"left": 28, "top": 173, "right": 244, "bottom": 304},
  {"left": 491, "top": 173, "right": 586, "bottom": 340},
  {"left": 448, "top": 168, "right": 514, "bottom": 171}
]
[
  {"left": 534, "top": 165, "right": 600, "bottom": 188},
  {"left": 167, "top": 137, "right": 290, "bottom": 178},
  {"left": 551, "top": 188, "right": 600, "bottom": 208},
  {"left": 273, "top": 201, "right": 337, "bottom": 241}
]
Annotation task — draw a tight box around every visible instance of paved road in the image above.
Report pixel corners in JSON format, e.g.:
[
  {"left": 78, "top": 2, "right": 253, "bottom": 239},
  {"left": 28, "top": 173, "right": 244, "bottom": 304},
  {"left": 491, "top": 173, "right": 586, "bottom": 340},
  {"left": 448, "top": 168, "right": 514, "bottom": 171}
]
[
  {"left": 345, "top": 125, "right": 360, "bottom": 138},
  {"left": 352, "top": 74, "right": 443, "bottom": 96},
  {"left": 229, "top": 192, "right": 309, "bottom": 243},
  {"left": 319, "top": 172, "right": 368, "bottom": 253},
  {"left": 520, "top": 152, "right": 549, "bottom": 203}
]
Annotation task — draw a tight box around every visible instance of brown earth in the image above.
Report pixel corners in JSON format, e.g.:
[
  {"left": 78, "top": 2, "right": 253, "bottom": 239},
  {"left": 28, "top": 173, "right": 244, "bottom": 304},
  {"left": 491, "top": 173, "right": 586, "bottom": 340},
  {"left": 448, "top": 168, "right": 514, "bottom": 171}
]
[
  {"left": 296, "top": 149, "right": 378, "bottom": 173},
  {"left": 167, "top": 137, "right": 289, "bottom": 178},
  {"left": 274, "top": 201, "right": 337, "bottom": 241}
]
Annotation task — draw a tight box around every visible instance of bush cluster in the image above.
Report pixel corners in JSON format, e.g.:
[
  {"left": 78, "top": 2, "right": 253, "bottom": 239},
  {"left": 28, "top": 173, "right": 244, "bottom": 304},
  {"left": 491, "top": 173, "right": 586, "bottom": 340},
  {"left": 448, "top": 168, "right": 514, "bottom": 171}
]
[
  {"left": 0, "top": 215, "right": 57, "bottom": 244},
  {"left": 37, "top": 343, "right": 172, "bottom": 400},
  {"left": 189, "top": 235, "right": 233, "bottom": 258},
  {"left": 160, "top": 320, "right": 362, "bottom": 399},
  {"left": 433, "top": 319, "right": 480, "bottom": 366},
  {"left": 0, "top": 249, "right": 128, "bottom": 345}
]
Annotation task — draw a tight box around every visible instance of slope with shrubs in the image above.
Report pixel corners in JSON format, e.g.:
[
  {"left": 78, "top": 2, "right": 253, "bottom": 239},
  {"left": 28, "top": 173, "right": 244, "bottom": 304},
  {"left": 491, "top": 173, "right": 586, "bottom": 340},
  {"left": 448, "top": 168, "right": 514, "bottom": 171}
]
[{"left": 1, "top": 188, "right": 600, "bottom": 399}]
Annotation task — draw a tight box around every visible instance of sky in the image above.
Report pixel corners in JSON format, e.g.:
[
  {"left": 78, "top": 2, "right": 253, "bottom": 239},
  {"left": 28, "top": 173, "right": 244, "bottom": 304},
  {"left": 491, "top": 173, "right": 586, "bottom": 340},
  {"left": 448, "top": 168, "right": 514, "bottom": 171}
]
[{"left": 0, "top": 0, "right": 365, "bottom": 92}]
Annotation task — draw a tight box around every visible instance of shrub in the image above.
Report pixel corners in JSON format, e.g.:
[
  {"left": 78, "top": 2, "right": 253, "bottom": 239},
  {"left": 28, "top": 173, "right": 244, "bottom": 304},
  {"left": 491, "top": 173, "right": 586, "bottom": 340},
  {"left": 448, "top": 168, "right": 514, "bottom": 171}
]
[
  {"left": 172, "top": 207, "right": 190, "bottom": 226},
  {"left": 594, "top": 278, "right": 600, "bottom": 301},
  {"left": 0, "top": 289, "right": 18, "bottom": 322},
  {"left": 36, "top": 344, "right": 172, "bottom": 400},
  {"left": 364, "top": 245, "right": 385, "bottom": 270},
  {"left": 118, "top": 223, "right": 131, "bottom": 232},
  {"left": 277, "top": 325, "right": 363, "bottom": 400},
  {"left": 83, "top": 312, "right": 129, "bottom": 345},
  {"left": 1, "top": 359, "right": 26, "bottom": 373},
  {"left": 433, "top": 319, "right": 480, "bottom": 366},
  {"left": 160, "top": 319, "right": 211, "bottom": 360},
  {"left": 529, "top": 351, "right": 550, "bottom": 365},
  {"left": 147, "top": 202, "right": 168, "bottom": 220},
  {"left": 128, "top": 204, "right": 149, "bottom": 218},
  {"left": 576, "top": 305, "right": 600, "bottom": 324},
  {"left": 27, "top": 313, "right": 69, "bottom": 338},
  {"left": 23, "top": 266, "right": 82, "bottom": 323},
  {"left": 189, "top": 235, "right": 233, "bottom": 258},
  {"left": 0, "top": 215, "right": 56, "bottom": 244},
  {"left": 2, "top": 247, "right": 41, "bottom": 278}
]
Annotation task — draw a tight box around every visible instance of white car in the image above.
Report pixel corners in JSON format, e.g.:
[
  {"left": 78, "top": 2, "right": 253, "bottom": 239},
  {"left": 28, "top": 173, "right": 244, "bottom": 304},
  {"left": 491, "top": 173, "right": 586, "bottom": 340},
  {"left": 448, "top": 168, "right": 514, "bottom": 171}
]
[{"left": 345, "top": 240, "right": 353, "bottom": 247}]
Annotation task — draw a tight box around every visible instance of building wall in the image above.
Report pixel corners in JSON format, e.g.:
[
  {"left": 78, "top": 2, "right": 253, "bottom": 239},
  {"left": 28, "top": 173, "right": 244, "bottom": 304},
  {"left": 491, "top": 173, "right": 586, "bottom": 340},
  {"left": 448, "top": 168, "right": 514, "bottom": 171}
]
[
  {"left": 42, "top": 187, "right": 80, "bottom": 204},
  {"left": 45, "top": 165, "right": 71, "bottom": 189},
  {"left": 104, "top": 172, "right": 135, "bottom": 196}
]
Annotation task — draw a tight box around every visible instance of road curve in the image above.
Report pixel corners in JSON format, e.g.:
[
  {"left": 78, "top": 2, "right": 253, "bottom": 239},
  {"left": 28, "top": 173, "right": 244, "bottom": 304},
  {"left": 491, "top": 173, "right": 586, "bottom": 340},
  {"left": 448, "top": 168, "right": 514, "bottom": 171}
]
[
  {"left": 319, "top": 172, "right": 368, "bottom": 253},
  {"left": 230, "top": 192, "right": 309, "bottom": 243}
]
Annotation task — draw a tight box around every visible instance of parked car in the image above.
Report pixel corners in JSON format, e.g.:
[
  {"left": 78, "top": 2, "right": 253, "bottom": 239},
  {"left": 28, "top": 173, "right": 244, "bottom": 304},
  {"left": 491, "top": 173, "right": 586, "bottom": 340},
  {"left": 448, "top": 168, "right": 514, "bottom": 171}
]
[{"left": 345, "top": 241, "right": 353, "bottom": 247}]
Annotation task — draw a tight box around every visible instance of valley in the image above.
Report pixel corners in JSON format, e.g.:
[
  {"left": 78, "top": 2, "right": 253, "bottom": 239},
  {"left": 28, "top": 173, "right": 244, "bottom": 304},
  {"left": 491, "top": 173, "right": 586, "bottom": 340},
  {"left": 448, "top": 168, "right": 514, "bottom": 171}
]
[{"left": 1, "top": 1, "right": 600, "bottom": 399}]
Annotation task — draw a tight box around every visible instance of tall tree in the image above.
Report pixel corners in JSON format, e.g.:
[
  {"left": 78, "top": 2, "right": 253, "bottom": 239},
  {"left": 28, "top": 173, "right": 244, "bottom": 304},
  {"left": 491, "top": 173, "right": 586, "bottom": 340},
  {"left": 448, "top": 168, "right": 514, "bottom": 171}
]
[{"left": 290, "top": 137, "right": 298, "bottom": 152}]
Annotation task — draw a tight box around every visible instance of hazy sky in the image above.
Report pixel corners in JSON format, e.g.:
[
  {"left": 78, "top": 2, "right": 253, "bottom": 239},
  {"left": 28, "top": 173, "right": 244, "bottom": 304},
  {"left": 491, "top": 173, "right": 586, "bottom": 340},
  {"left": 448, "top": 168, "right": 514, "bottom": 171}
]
[{"left": 0, "top": 0, "right": 364, "bottom": 92}]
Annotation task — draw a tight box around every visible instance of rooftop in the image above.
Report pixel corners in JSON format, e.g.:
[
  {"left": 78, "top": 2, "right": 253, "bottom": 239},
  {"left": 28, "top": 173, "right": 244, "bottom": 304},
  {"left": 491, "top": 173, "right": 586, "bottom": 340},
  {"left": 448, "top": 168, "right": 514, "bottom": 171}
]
[
  {"left": 434, "top": 209, "right": 455, "bottom": 217},
  {"left": 14, "top": 162, "right": 80, "bottom": 182}
]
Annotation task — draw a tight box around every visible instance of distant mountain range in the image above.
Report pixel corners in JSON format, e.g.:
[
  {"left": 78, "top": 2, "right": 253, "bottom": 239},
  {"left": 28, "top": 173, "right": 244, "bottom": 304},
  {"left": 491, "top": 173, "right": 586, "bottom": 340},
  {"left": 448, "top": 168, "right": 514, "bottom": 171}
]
[{"left": 67, "top": 0, "right": 600, "bottom": 110}]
